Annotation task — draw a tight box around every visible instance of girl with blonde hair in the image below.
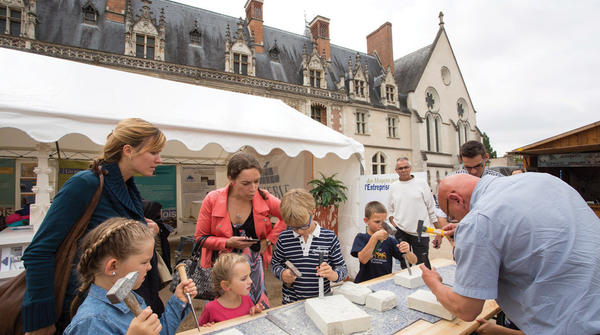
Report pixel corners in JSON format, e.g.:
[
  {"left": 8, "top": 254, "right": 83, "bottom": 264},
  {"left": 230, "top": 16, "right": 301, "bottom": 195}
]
[
  {"left": 64, "top": 218, "right": 196, "bottom": 335},
  {"left": 198, "top": 253, "right": 263, "bottom": 326}
]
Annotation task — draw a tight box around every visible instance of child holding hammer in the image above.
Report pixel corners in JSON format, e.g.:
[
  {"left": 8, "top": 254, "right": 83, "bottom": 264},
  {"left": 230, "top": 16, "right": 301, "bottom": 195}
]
[
  {"left": 65, "top": 218, "right": 197, "bottom": 335},
  {"left": 270, "top": 189, "right": 348, "bottom": 304}
]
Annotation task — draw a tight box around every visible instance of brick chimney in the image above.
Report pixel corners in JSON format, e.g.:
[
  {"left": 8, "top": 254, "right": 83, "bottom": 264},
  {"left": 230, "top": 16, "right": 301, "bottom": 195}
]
[
  {"left": 366, "top": 22, "right": 394, "bottom": 74},
  {"left": 309, "top": 15, "right": 331, "bottom": 60},
  {"left": 105, "top": 0, "right": 126, "bottom": 23},
  {"left": 245, "top": 0, "right": 264, "bottom": 53}
]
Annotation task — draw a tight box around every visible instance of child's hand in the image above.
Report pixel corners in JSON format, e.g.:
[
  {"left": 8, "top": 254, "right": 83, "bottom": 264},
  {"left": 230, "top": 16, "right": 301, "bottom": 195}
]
[
  {"left": 281, "top": 269, "right": 297, "bottom": 285},
  {"left": 175, "top": 278, "right": 197, "bottom": 303},
  {"left": 316, "top": 262, "right": 339, "bottom": 282},
  {"left": 249, "top": 302, "right": 264, "bottom": 316},
  {"left": 201, "top": 322, "right": 215, "bottom": 327},
  {"left": 126, "top": 307, "right": 161, "bottom": 335},
  {"left": 397, "top": 241, "right": 410, "bottom": 254},
  {"left": 373, "top": 229, "right": 389, "bottom": 241}
]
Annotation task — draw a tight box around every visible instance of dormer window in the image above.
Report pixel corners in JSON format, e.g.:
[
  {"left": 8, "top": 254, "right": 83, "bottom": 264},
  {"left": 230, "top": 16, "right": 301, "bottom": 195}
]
[
  {"left": 82, "top": 4, "right": 98, "bottom": 24},
  {"left": 354, "top": 80, "right": 365, "bottom": 97},
  {"left": 269, "top": 43, "right": 280, "bottom": 60},
  {"left": 1, "top": 7, "right": 22, "bottom": 36},
  {"left": 386, "top": 85, "right": 395, "bottom": 103},
  {"left": 136, "top": 34, "right": 155, "bottom": 59},
  {"left": 190, "top": 29, "right": 201, "bottom": 45},
  {"left": 233, "top": 53, "right": 248, "bottom": 75},
  {"left": 310, "top": 70, "right": 321, "bottom": 88}
]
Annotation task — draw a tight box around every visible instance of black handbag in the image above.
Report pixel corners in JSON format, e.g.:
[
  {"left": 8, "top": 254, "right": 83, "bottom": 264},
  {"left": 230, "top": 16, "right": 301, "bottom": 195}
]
[{"left": 170, "top": 235, "right": 217, "bottom": 300}]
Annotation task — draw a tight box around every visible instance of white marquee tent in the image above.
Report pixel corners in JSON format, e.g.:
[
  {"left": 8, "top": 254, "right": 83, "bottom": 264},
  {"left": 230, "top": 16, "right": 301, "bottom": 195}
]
[{"left": 0, "top": 47, "right": 365, "bottom": 277}]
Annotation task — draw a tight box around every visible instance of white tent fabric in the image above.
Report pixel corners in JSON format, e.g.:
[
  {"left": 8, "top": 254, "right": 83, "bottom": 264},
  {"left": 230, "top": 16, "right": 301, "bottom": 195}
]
[
  {"left": 0, "top": 47, "right": 365, "bottom": 277},
  {"left": 0, "top": 47, "right": 364, "bottom": 161}
]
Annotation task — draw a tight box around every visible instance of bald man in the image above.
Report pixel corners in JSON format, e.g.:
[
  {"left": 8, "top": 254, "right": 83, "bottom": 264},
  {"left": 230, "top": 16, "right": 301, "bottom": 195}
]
[{"left": 420, "top": 173, "right": 600, "bottom": 334}]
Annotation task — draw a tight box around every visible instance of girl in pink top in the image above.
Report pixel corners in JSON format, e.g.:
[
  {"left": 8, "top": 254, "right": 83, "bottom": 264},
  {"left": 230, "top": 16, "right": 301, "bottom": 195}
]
[{"left": 199, "top": 253, "right": 263, "bottom": 326}]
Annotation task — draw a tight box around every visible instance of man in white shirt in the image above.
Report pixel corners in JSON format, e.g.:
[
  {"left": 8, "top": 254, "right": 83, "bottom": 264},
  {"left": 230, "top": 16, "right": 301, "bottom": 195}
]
[{"left": 388, "top": 157, "right": 438, "bottom": 269}]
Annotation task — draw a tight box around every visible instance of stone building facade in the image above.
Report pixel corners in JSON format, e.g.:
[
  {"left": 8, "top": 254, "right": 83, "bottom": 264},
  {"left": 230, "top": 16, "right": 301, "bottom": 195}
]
[{"left": 0, "top": 0, "right": 481, "bottom": 188}]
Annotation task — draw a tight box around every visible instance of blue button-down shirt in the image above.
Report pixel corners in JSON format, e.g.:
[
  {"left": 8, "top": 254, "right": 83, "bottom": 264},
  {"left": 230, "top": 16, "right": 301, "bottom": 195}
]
[
  {"left": 64, "top": 284, "right": 188, "bottom": 335},
  {"left": 453, "top": 173, "right": 600, "bottom": 335}
]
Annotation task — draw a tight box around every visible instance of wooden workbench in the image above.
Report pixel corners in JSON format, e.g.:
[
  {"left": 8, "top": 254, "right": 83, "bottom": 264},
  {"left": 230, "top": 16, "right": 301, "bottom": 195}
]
[{"left": 178, "top": 258, "right": 500, "bottom": 335}]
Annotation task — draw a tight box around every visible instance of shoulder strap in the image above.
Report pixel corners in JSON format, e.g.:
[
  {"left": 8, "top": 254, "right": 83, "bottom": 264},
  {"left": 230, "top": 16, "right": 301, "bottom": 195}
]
[
  {"left": 191, "top": 235, "right": 212, "bottom": 255},
  {"left": 53, "top": 166, "right": 105, "bottom": 315}
]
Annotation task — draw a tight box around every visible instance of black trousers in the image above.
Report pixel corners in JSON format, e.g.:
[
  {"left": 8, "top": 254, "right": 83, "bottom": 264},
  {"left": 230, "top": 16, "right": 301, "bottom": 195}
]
[{"left": 395, "top": 230, "right": 431, "bottom": 269}]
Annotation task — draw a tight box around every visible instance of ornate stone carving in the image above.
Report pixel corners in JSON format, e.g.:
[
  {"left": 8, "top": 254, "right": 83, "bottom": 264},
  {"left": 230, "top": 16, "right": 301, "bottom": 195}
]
[
  {"left": 124, "top": 2, "right": 165, "bottom": 60},
  {"left": 301, "top": 38, "right": 327, "bottom": 89},
  {"left": 224, "top": 18, "right": 256, "bottom": 76},
  {"left": 348, "top": 53, "right": 370, "bottom": 103}
]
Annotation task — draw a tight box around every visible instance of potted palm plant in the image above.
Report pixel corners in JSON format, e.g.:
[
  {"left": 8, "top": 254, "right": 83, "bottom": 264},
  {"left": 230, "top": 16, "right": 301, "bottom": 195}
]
[{"left": 307, "top": 173, "right": 348, "bottom": 235}]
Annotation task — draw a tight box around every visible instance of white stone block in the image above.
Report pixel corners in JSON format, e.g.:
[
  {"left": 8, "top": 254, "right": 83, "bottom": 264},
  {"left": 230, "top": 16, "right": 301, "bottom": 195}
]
[
  {"left": 305, "top": 295, "right": 371, "bottom": 335},
  {"left": 215, "top": 328, "right": 244, "bottom": 335},
  {"left": 365, "top": 290, "right": 397, "bottom": 312},
  {"left": 332, "top": 281, "right": 372, "bottom": 305},
  {"left": 393, "top": 267, "right": 424, "bottom": 288},
  {"left": 407, "top": 289, "right": 455, "bottom": 321}
]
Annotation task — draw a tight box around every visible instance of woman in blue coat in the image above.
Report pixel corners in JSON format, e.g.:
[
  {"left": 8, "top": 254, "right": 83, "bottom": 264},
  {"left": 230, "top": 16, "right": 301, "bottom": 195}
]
[{"left": 22, "top": 118, "right": 166, "bottom": 335}]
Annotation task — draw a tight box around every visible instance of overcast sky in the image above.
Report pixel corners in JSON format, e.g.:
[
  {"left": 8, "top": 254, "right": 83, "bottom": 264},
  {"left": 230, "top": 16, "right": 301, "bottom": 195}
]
[{"left": 172, "top": 0, "right": 599, "bottom": 156}]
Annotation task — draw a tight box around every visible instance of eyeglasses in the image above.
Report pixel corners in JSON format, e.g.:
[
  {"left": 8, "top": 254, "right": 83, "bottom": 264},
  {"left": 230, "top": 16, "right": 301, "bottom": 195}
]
[
  {"left": 462, "top": 158, "right": 486, "bottom": 171},
  {"left": 292, "top": 213, "right": 312, "bottom": 232},
  {"left": 395, "top": 166, "right": 410, "bottom": 171}
]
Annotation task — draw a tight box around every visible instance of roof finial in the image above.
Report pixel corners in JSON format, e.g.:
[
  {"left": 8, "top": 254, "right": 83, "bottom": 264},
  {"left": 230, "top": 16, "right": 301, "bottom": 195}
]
[
  {"left": 438, "top": 11, "right": 444, "bottom": 27},
  {"left": 304, "top": 10, "right": 311, "bottom": 38}
]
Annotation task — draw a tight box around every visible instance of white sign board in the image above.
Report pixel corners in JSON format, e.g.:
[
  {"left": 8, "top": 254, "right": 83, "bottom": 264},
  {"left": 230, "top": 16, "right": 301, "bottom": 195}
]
[{"left": 359, "top": 172, "right": 427, "bottom": 222}]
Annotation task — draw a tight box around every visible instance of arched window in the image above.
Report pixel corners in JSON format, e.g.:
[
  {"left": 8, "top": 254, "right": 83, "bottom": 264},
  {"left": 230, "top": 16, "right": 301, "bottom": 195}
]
[
  {"left": 434, "top": 116, "right": 441, "bottom": 152},
  {"left": 458, "top": 121, "right": 470, "bottom": 147},
  {"left": 426, "top": 113, "right": 441, "bottom": 152},
  {"left": 372, "top": 152, "right": 386, "bottom": 175}
]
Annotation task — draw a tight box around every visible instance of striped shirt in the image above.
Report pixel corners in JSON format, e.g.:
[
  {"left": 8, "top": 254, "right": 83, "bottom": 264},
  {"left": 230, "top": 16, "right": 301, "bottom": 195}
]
[{"left": 271, "top": 224, "right": 348, "bottom": 304}]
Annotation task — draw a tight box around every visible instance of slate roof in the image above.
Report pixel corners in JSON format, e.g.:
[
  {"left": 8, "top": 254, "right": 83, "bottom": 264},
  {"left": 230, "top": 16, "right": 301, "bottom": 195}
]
[
  {"left": 35, "top": 0, "right": 409, "bottom": 110},
  {"left": 393, "top": 44, "right": 433, "bottom": 94}
]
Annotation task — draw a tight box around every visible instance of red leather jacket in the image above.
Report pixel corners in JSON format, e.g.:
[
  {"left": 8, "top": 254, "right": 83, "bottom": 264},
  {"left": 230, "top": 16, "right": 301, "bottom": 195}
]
[{"left": 194, "top": 186, "right": 286, "bottom": 268}]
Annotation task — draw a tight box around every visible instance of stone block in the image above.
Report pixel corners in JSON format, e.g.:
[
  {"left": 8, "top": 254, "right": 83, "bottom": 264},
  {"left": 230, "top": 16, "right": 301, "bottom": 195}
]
[
  {"left": 305, "top": 295, "right": 371, "bottom": 335},
  {"left": 407, "top": 289, "right": 455, "bottom": 320},
  {"left": 332, "top": 281, "right": 372, "bottom": 305},
  {"left": 393, "top": 267, "right": 424, "bottom": 288},
  {"left": 365, "top": 290, "right": 397, "bottom": 311}
]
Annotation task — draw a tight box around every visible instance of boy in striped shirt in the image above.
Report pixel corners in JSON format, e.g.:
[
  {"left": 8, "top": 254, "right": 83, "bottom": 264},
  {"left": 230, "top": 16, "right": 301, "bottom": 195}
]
[{"left": 271, "top": 189, "right": 348, "bottom": 304}]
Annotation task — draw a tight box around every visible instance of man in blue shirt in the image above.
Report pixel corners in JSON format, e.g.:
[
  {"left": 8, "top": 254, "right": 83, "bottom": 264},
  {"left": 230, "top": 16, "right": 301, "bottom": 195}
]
[{"left": 422, "top": 173, "right": 600, "bottom": 335}]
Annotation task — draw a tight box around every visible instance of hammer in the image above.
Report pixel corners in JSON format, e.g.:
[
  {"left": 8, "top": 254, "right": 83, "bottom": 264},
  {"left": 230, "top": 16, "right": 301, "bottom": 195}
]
[
  {"left": 383, "top": 220, "right": 412, "bottom": 275},
  {"left": 418, "top": 220, "right": 454, "bottom": 247},
  {"left": 106, "top": 271, "right": 142, "bottom": 316},
  {"left": 175, "top": 263, "right": 202, "bottom": 333}
]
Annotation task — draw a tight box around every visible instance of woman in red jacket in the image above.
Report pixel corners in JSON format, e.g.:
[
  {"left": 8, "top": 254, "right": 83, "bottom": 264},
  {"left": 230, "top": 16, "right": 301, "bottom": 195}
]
[{"left": 194, "top": 152, "right": 285, "bottom": 307}]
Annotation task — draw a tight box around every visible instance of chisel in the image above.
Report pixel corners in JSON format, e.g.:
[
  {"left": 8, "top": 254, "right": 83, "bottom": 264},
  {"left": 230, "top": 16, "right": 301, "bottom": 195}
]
[{"left": 383, "top": 220, "right": 412, "bottom": 275}]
